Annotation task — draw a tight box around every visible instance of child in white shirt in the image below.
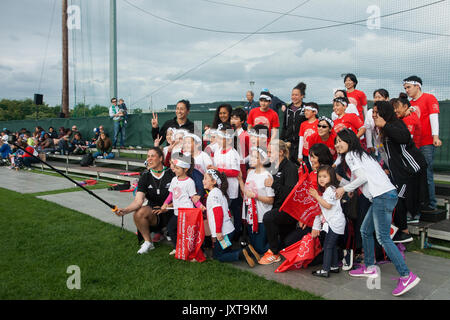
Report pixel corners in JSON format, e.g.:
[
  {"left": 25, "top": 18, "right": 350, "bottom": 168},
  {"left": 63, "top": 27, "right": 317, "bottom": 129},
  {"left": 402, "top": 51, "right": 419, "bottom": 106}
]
[
  {"left": 309, "top": 165, "right": 346, "bottom": 278},
  {"left": 161, "top": 152, "right": 204, "bottom": 255}
]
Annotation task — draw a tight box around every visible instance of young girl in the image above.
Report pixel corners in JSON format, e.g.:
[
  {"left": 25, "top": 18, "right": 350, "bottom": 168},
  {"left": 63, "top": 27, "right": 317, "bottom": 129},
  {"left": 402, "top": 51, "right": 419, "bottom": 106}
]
[
  {"left": 204, "top": 129, "right": 219, "bottom": 158},
  {"left": 182, "top": 133, "right": 212, "bottom": 175},
  {"left": 334, "top": 129, "right": 420, "bottom": 296},
  {"left": 309, "top": 165, "right": 346, "bottom": 278},
  {"left": 298, "top": 103, "right": 319, "bottom": 170},
  {"left": 203, "top": 169, "right": 256, "bottom": 267},
  {"left": 161, "top": 152, "right": 204, "bottom": 255},
  {"left": 238, "top": 147, "right": 275, "bottom": 257},
  {"left": 208, "top": 123, "right": 243, "bottom": 241}
]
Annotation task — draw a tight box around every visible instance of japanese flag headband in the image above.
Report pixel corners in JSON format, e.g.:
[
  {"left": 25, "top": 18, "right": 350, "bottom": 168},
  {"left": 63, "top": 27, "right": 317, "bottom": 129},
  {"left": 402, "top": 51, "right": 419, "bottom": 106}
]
[
  {"left": 206, "top": 169, "right": 222, "bottom": 186},
  {"left": 304, "top": 105, "right": 318, "bottom": 113},
  {"left": 403, "top": 80, "right": 422, "bottom": 88},
  {"left": 172, "top": 158, "right": 191, "bottom": 169},
  {"left": 248, "top": 129, "right": 268, "bottom": 139}
]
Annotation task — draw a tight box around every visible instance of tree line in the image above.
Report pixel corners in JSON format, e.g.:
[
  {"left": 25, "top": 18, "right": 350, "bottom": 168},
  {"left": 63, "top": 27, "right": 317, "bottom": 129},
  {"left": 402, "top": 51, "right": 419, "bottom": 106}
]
[{"left": 0, "top": 99, "right": 110, "bottom": 121}]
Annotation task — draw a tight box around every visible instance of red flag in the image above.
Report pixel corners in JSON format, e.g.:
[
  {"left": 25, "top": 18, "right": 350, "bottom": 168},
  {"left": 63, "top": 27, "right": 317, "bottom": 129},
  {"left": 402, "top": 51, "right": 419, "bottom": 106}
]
[
  {"left": 175, "top": 208, "right": 206, "bottom": 262},
  {"left": 279, "top": 165, "right": 322, "bottom": 227},
  {"left": 275, "top": 233, "right": 322, "bottom": 273}
]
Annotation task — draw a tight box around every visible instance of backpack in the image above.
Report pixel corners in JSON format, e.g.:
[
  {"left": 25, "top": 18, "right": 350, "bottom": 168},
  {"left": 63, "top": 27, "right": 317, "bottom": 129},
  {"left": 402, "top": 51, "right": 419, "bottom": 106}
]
[{"left": 80, "top": 153, "right": 94, "bottom": 167}]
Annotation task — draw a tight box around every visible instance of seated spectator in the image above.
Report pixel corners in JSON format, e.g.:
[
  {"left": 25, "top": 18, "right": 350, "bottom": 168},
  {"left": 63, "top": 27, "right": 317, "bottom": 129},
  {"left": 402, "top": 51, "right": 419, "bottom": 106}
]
[
  {"left": 37, "top": 133, "right": 55, "bottom": 154},
  {"left": 18, "top": 139, "right": 39, "bottom": 169},
  {"left": 0, "top": 138, "right": 12, "bottom": 160},
  {"left": 47, "top": 127, "right": 58, "bottom": 139},
  {"left": 93, "top": 132, "right": 115, "bottom": 159},
  {"left": 71, "top": 132, "right": 87, "bottom": 155}
]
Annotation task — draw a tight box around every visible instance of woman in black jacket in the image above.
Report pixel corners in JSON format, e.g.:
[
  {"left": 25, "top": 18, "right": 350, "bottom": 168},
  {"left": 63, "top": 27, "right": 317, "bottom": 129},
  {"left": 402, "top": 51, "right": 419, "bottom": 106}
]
[
  {"left": 281, "top": 82, "right": 307, "bottom": 165},
  {"left": 373, "top": 100, "right": 428, "bottom": 243},
  {"left": 259, "top": 139, "right": 299, "bottom": 265}
]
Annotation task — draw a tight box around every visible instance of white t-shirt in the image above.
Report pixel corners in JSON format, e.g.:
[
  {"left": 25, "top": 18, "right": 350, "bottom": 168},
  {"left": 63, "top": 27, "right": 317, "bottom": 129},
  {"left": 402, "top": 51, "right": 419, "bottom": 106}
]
[
  {"left": 206, "top": 187, "right": 235, "bottom": 238},
  {"left": 331, "top": 103, "right": 359, "bottom": 121},
  {"left": 168, "top": 176, "right": 197, "bottom": 216},
  {"left": 194, "top": 151, "right": 213, "bottom": 175},
  {"left": 313, "top": 186, "right": 346, "bottom": 235},
  {"left": 344, "top": 151, "right": 395, "bottom": 200},
  {"left": 243, "top": 169, "right": 275, "bottom": 224},
  {"left": 213, "top": 147, "right": 241, "bottom": 199}
]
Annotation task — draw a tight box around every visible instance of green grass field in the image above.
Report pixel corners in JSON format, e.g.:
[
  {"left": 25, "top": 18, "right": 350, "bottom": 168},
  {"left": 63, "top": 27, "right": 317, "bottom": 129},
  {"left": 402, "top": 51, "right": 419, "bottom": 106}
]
[{"left": 0, "top": 187, "right": 322, "bottom": 300}]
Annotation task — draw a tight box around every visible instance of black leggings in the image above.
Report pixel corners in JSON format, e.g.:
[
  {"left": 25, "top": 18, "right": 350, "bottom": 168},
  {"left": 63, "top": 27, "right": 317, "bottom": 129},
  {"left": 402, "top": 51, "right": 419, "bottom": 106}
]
[{"left": 263, "top": 208, "right": 298, "bottom": 255}]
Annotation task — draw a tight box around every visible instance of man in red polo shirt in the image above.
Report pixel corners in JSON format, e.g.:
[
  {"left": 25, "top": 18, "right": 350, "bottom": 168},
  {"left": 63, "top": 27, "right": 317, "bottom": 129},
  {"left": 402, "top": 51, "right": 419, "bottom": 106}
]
[
  {"left": 247, "top": 90, "right": 280, "bottom": 141},
  {"left": 403, "top": 75, "right": 442, "bottom": 210}
]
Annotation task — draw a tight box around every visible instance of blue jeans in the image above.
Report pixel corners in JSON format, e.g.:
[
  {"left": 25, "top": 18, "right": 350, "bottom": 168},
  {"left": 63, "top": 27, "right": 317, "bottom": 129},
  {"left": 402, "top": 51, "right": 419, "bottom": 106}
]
[
  {"left": 322, "top": 228, "right": 341, "bottom": 271},
  {"left": 113, "top": 120, "right": 126, "bottom": 147},
  {"left": 419, "top": 144, "right": 436, "bottom": 209},
  {"left": 213, "top": 231, "right": 242, "bottom": 262},
  {"left": 247, "top": 223, "right": 269, "bottom": 255},
  {"left": 360, "top": 189, "right": 410, "bottom": 277},
  {"left": 93, "top": 151, "right": 115, "bottom": 159}
]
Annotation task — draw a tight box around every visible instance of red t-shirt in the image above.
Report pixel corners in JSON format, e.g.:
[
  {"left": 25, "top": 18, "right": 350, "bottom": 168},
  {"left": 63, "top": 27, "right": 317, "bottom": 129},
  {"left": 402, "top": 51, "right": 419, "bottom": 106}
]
[
  {"left": 401, "top": 112, "right": 422, "bottom": 149},
  {"left": 332, "top": 113, "right": 364, "bottom": 135},
  {"left": 309, "top": 132, "right": 337, "bottom": 160},
  {"left": 247, "top": 107, "right": 280, "bottom": 134},
  {"left": 409, "top": 92, "right": 439, "bottom": 147},
  {"left": 299, "top": 119, "right": 318, "bottom": 156},
  {"left": 22, "top": 146, "right": 36, "bottom": 158},
  {"left": 347, "top": 89, "right": 367, "bottom": 122}
]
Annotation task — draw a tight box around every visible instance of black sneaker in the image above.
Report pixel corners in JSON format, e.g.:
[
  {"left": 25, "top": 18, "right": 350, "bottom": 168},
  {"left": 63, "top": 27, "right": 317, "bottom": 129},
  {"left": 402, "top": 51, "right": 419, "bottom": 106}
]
[
  {"left": 342, "top": 249, "right": 353, "bottom": 271},
  {"left": 420, "top": 205, "right": 438, "bottom": 213},
  {"left": 393, "top": 232, "right": 413, "bottom": 244},
  {"left": 330, "top": 266, "right": 340, "bottom": 274},
  {"left": 407, "top": 216, "right": 420, "bottom": 224},
  {"left": 312, "top": 269, "right": 330, "bottom": 278}
]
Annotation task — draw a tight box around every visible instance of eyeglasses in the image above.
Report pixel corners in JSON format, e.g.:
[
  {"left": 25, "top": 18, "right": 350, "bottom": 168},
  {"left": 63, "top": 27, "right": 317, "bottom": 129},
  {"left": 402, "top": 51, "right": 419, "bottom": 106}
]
[{"left": 317, "top": 125, "right": 330, "bottom": 129}]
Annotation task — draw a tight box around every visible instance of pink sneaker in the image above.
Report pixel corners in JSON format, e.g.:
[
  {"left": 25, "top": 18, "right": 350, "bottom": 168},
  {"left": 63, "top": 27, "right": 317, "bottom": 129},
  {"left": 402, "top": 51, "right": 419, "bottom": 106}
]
[
  {"left": 348, "top": 265, "right": 378, "bottom": 278},
  {"left": 392, "top": 272, "right": 420, "bottom": 296}
]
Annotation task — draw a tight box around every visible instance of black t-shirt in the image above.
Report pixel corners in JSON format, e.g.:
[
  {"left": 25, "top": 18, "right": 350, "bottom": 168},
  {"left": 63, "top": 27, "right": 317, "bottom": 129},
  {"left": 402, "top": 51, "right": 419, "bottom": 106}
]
[{"left": 137, "top": 169, "right": 175, "bottom": 207}]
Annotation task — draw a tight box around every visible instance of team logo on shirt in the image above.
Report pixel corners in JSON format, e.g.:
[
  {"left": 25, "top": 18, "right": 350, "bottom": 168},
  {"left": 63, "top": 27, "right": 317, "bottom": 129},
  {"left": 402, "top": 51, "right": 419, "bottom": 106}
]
[
  {"left": 254, "top": 116, "right": 270, "bottom": 127},
  {"left": 173, "top": 186, "right": 182, "bottom": 200},
  {"left": 303, "top": 128, "right": 316, "bottom": 150}
]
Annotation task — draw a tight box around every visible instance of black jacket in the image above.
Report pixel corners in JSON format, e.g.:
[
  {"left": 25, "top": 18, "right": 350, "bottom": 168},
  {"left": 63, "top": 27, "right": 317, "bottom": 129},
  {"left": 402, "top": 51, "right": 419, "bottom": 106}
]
[
  {"left": 270, "top": 157, "right": 299, "bottom": 209},
  {"left": 281, "top": 103, "right": 306, "bottom": 144},
  {"left": 152, "top": 117, "right": 195, "bottom": 145},
  {"left": 382, "top": 120, "right": 427, "bottom": 186}
]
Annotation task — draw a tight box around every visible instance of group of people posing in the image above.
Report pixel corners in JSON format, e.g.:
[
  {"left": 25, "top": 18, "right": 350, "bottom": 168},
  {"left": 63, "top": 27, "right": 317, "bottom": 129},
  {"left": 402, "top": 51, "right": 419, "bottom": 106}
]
[{"left": 116, "top": 73, "right": 442, "bottom": 297}]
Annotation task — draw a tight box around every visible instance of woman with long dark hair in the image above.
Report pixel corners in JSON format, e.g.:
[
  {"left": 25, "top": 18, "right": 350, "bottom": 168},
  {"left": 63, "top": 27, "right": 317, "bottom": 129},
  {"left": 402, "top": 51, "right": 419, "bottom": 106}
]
[
  {"left": 334, "top": 129, "right": 420, "bottom": 297},
  {"left": 373, "top": 100, "right": 428, "bottom": 241},
  {"left": 212, "top": 104, "right": 232, "bottom": 129}
]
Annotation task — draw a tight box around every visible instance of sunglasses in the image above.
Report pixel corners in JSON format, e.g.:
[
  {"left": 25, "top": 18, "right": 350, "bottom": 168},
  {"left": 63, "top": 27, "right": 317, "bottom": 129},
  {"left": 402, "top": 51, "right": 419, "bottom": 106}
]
[{"left": 317, "top": 125, "right": 330, "bottom": 129}]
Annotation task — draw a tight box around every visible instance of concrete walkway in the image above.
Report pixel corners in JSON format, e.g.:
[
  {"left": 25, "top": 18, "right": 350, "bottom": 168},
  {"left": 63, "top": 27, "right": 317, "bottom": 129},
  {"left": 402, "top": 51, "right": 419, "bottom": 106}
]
[{"left": 2, "top": 167, "right": 450, "bottom": 300}]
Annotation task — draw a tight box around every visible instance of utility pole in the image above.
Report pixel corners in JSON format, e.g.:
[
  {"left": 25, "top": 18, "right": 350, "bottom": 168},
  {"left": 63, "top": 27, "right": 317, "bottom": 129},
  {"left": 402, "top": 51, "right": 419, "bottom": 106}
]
[
  {"left": 110, "top": 0, "right": 118, "bottom": 100},
  {"left": 62, "top": 0, "right": 69, "bottom": 117}
]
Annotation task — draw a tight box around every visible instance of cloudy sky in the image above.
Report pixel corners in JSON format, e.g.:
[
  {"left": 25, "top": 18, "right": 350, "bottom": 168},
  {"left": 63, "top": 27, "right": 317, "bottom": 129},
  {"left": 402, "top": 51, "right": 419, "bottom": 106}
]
[{"left": 1, "top": 0, "right": 449, "bottom": 111}]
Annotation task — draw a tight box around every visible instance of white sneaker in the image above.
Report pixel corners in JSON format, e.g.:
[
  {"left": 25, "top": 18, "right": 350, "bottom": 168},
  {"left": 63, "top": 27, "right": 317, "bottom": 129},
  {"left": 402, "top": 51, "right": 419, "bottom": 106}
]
[
  {"left": 169, "top": 249, "right": 176, "bottom": 255},
  {"left": 342, "top": 249, "right": 354, "bottom": 271},
  {"left": 137, "top": 241, "right": 155, "bottom": 254}
]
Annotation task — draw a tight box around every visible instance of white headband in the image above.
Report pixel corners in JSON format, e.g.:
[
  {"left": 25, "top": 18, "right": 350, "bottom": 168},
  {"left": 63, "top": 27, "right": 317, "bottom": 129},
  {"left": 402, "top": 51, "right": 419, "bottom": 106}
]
[
  {"left": 217, "top": 131, "right": 234, "bottom": 139},
  {"left": 259, "top": 94, "right": 272, "bottom": 101},
  {"left": 304, "top": 105, "right": 318, "bottom": 113},
  {"left": 184, "top": 133, "right": 202, "bottom": 144},
  {"left": 206, "top": 169, "right": 222, "bottom": 186},
  {"left": 403, "top": 80, "right": 422, "bottom": 88},
  {"left": 248, "top": 130, "right": 268, "bottom": 139},
  {"left": 172, "top": 158, "right": 191, "bottom": 169},
  {"left": 334, "top": 98, "right": 348, "bottom": 107}
]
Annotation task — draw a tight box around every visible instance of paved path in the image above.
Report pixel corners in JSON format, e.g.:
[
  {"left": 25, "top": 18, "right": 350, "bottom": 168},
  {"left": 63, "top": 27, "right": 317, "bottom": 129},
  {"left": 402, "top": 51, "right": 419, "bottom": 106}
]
[{"left": 2, "top": 168, "right": 450, "bottom": 300}]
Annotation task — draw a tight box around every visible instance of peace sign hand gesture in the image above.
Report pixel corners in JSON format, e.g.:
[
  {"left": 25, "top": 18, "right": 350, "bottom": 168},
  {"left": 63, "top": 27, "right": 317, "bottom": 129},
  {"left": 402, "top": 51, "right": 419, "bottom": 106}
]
[{"left": 151, "top": 112, "right": 159, "bottom": 129}]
